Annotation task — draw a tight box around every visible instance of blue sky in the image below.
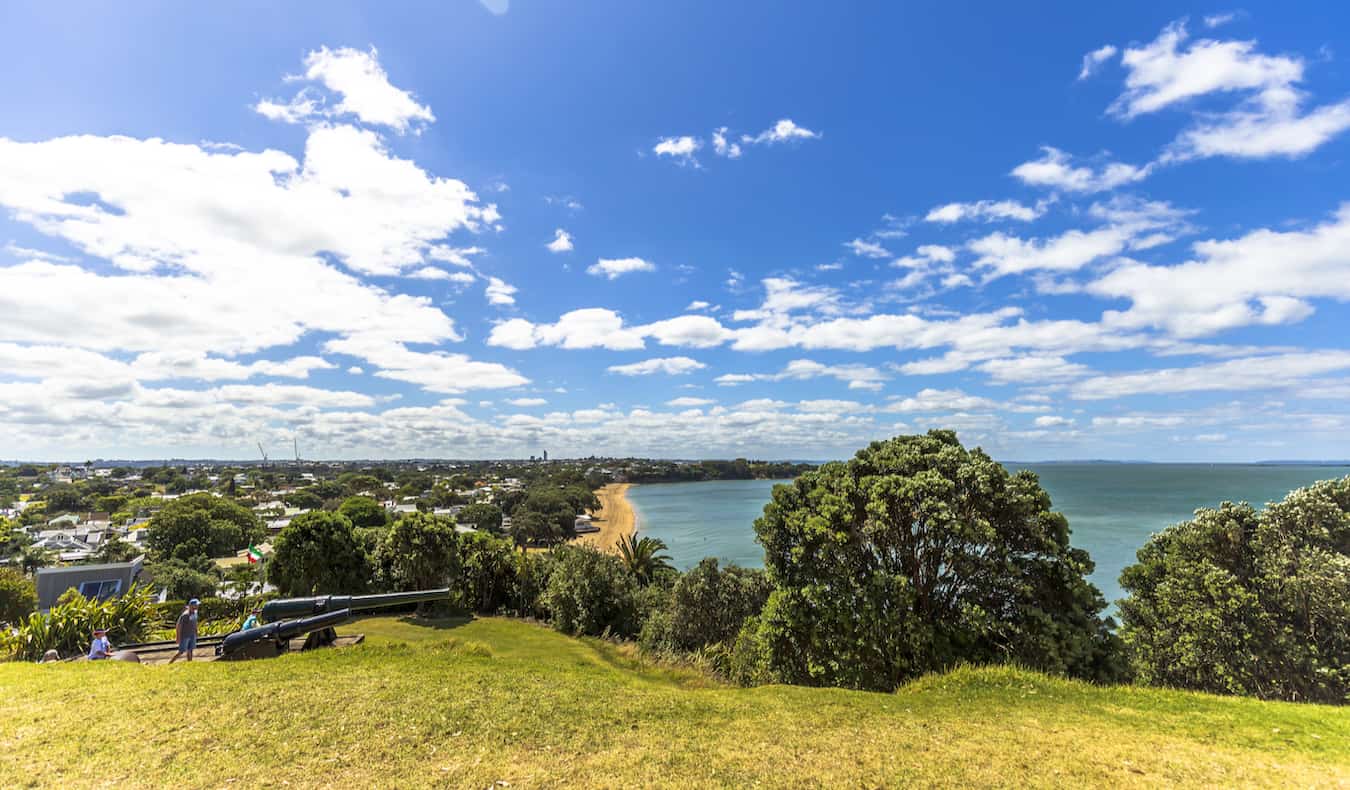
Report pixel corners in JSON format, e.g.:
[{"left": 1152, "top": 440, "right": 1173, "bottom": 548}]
[{"left": 2, "top": 2, "right": 1349, "bottom": 461}]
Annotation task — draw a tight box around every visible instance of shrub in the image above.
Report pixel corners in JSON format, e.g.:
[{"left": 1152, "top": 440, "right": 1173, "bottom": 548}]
[
  {"left": 540, "top": 544, "right": 641, "bottom": 638},
  {"left": 146, "top": 558, "right": 220, "bottom": 600},
  {"left": 374, "top": 513, "right": 460, "bottom": 613},
  {"left": 0, "top": 568, "right": 37, "bottom": 626},
  {"left": 1, "top": 584, "right": 155, "bottom": 661},
  {"left": 640, "top": 558, "right": 771, "bottom": 655},
  {"left": 459, "top": 531, "right": 518, "bottom": 614},
  {"left": 1118, "top": 477, "right": 1350, "bottom": 703},
  {"left": 748, "top": 431, "right": 1121, "bottom": 691}
]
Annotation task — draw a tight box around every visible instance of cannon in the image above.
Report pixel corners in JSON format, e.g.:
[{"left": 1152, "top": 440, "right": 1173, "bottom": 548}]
[
  {"left": 261, "top": 588, "right": 451, "bottom": 621},
  {"left": 217, "top": 608, "right": 352, "bottom": 660}
]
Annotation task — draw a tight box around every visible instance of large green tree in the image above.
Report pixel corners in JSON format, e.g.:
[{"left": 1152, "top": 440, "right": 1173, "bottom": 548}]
[
  {"left": 269, "top": 512, "right": 370, "bottom": 596},
  {"left": 457, "top": 503, "right": 504, "bottom": 533},
  {"left": 747, "top": 431, "right": 1121, "bottom": 691},
  {"left": 145, "top": 493, "right": 262, "bottom": 562},
  {"left": 374, "top": 513, "right": 460, "bottom": 595},
  {"left": 1118, "top": 478, "right": 1350, "bottom": 703},
  {"left": 338, "top": 495, "right": 389, "bottom": 528}
]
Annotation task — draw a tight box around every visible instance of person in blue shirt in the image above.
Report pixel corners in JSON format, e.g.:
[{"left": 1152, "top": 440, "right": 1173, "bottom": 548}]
[
  {"left": 87, "top": 627, "right": 112, "bottom": 660},
  {"left": 169, "top": 599, "right": 200, "bottom": 664},
  {"left": 241, "top": 607, "right": 262, "bottom": 630}
]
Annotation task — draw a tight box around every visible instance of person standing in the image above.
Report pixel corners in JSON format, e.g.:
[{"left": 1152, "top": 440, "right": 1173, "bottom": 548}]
[
  {"left": 168, "top": 599, "right": 200, "bottom": 663},
  {"left": 87, "top": 628, "right": 113, "bottom": 660}
]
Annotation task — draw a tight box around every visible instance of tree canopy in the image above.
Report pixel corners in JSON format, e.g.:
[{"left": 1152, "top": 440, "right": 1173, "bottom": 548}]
[
  {"left": 145, "top": 493, "right": 262, "bottom": 563},
  {"left": 338, "top": 495, "right": 389, "bottom": 528},
  {"left": 269, "top": 511, "right": 370, "bottom": 596},
  {"left": 746, "top": 430, "right": 1121, "bottom": 691},
  {"left": 457, "top": 503, "right": 503, "bottom": 533},
  {"left": 374, "top": 513, "right": 460, "bottom": 594},
  {"left": 1118, "top": 477, "right": 1350, "bottom": 703}
]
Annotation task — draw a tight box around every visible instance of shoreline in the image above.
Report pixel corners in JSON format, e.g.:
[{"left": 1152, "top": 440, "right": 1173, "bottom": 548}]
[{"left": 573, "top": 482, "right": 636, "bottom": 552}]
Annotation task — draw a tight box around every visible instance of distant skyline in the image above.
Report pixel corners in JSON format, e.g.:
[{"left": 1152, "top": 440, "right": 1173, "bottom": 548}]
[{"left": 2, "top": 3, "right": 1350, "bottom": 461}]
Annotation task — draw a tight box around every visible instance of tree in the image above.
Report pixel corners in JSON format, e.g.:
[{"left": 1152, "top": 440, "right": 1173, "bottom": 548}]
[
  {"left": 746, "top": 431, "right": 1121, "bottom": 691},
  {"left": 43, "top": 483, "right": 89, "bottom": 513},
  {"left": 510, "top": 488, "right": 577, "bottom": 547},
  {"left": 616, "top": 533, "right": 674, "bottom": 585},
  {"left": 19, "top": 544, "right": 52, "bottom": 576},
  {"left": 89, "top": 534, "right": 138, "bottom": 564},
  {"left": 283, "top": 490, "right": 324, "bottom": 511},
  {"left": 374, "top": 513, "right": 460, "bottom": 599},
  {"left": 147, "top": 558, "right": 220, "bottom": 600},
  {"left": 1118, "top": 477, "right": 1350, "bottom": 703},
  {"left": 269, "top": 511, "right": 370, "bottom": 596},
  {"left": 641, "top": 558, "right": 771, "bottom": 654},
  {"left": 0, "top": 568, "right": 37, "bottom": 626},
  {"left": 145, "top": 493, "right": 262, "bottom": 563},
  {"left": 338, "top": 495, "right": 389, "bottom": 528},
  {"left": 458, "top": 503, "right": 503, "bottom": 533}
]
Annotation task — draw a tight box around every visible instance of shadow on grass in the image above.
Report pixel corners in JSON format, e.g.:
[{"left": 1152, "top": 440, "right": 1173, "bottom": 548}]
[{"left": 395, "top": 613, "right": 474, "bottom": 631}]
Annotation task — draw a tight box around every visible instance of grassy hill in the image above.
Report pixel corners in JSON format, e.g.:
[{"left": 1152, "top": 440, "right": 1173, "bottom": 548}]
[{"left": 2, "top": 616, "right": 1346, "bottom": 788}]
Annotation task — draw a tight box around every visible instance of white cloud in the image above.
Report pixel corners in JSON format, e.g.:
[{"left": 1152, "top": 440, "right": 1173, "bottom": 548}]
[
  {"left": 484, "top": 276, "right": 517, "bottom": 305},
  {"left": 667, "top": 397, "right": 715, "bottom": 407},
  {"left": 1034, "top": 415, "right": 1075, "bottom": 427},
  {"left": 300, "top": 46, "right": 435, "bottom": 133},
  {"left": 741, "top": 119, "right": 821, "bottom": 145},
  {"left": 488, "top": 309, "right": 646, "bottom": 351},
  {"left": 1090, "top": 203, "right": 1350, "bottom": 336},
  {"left": 406, "top": 266, "right": 475, "bottom": 284},
  {"left": 546, "top": 228, "right": 574, "bottom": 253},
  {"left": 1071, "top": 351, "right": 1350, "bottom": 399},
  {"left": 884, "top": 388, "right": 997, "bottom": 413},
  {"left": 796, "top": 399, "right": 870, "bottom": 414},
  {"left": 1203, "top": 12, "right": 1238, "bottom": 29},
  {"left": 607, "top": 356, "right": 706, "bottom": 376},
  {"left": 717, "top": 359, "right": 888, "bottom": 391},
  {"left": 587, "top": 257, "right": 656, "bottom": 279},
  {"left": 685, "top": 300, "right": 711, "bottom": 311},
  {"left": 653, "top": 136, "right": 701, "bottom": 165},
  {"left": 1011, "top": 146, "right": 1151, "bottom": 192},
  {"left": 711, "top": 127, "right": 742, "bottom": 159},
  {"left": 507, "top": 397, "right": 547, "bottom": 407},
  {"left": 845, "top": 238, "right": 890, "bottom": 258},
  {"left": 977, "top": 356, "right": 1091, "bottom": 384},
  {"left": 253, "top": 91, "right": 320, "bottom": 124},
  {"left": 1110, "top": 21, "right": 1301, "bottom": 119},
  {"left": 1078, "top": 45, "right": 1118, "bottom": 80},
  {"left": 925, "top": 199, "right": 1045, "bottom": 223}
]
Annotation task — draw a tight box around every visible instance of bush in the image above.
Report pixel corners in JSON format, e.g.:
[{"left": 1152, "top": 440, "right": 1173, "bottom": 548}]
[
  {"left": 748, "top": 431, "right": 1121, "bottom": 691},
  {"left": 459, "top": 531, "right": 518, "bottom": 614},
  {"left": 1119, "top": 477, "right": 1350, "bottom": 703},
  {"left": 0, "top": 568, "right": 37, "bottom": 626},
  {"left": 640, "top": 558, "right": 771, "bottom": 655},
  {"left": 1, "top": 584, "right": 155, "bottom": 661},
  {"left": 540, "top": 544, "right": 641, "bottom": 638}
]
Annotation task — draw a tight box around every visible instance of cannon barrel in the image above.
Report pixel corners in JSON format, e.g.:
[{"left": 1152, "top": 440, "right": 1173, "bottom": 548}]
[
  {"left": 261, "top": 588, "right": 451, "bottom": 621},
  {"left": 219, "top": 608, "right": 351, "bottom": 657}
]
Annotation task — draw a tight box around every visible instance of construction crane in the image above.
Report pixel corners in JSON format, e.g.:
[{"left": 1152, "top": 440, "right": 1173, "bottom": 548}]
[{"left": 257, "top": 442, "right": 269, "bottom": 467}]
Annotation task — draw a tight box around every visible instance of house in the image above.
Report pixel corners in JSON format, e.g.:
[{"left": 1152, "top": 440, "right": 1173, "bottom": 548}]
[{"left": 35, "top": 557, "right": 146, "bottom": 610}]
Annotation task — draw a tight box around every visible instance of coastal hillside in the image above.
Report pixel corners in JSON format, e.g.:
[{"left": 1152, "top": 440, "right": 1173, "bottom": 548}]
[{"left": 3, "top": 616, "right": 1345, "bottom": 788}]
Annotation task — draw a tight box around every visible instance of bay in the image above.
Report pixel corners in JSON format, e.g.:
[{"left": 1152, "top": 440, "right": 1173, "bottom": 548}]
[{"left": 626, "top": 463, "right": 1350, "bottom": 607}]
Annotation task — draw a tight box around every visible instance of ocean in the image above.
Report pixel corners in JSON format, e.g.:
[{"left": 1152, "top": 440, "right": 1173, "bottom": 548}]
[{"left": 625, "top": 463, "right": 1350, "bottom": 607}]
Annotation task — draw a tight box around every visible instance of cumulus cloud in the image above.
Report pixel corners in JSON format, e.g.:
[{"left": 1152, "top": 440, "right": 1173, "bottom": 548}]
[
  {"left": 924, "top": 199, "right": 1045, "bottom": 223},
  {"left": 507, "top": 397, "right": 547, "bottom": 407},
  {"left": 546, "top": 228, "right": 574, "bottom": 253},
  {"left": 1011, "top": 146, "right": 1152, "bottom": 192},
  {"left": 1071, "top": 351, "right": 1350, "bottom": 399},
  {"left": 299, "top": 46, "right": 435, "bottom": 133},
  {"left": 1078, "top": 44, "right": 1118, "bottom": 80},
  {"left": 587, "top": 257, "right": 657, "bottom": 279},
  {"left": 653, "top": 135, "right": 701, "bottom": 165},
  {"left": 607, "top": 356, "right": 706, "bottom": 376},
  {"left": 711, "top": 127, "right": 742, "bottom": 158},
  {"left": 741, "top": 119, "right": 821, "bottom": 145},
  {"left": 845, "top": 238, "right": 891, "bottom": 258},
  {"left": 716, "top": 359, "right": 888, "bottom": 391}
]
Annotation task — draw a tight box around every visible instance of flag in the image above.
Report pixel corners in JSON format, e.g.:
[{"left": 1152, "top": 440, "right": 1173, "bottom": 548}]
[{"left": 246, "top": 543, "right": 263, "bottom": 564}]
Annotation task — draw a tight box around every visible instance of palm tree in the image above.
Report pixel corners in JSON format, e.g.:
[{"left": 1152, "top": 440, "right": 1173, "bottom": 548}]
[{"left": 616, "top": 533, "right": 673, "bottom": 584}]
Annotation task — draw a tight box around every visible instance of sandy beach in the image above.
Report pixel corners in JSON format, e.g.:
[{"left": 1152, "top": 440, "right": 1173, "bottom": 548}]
[{"left": 574, "top": 482, "right": 636, "bottom": 551}]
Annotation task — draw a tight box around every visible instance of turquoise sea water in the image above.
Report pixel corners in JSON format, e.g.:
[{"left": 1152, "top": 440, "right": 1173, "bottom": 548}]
[{"left": 626, "top": 464, "right": 1350, "bottom": 607}]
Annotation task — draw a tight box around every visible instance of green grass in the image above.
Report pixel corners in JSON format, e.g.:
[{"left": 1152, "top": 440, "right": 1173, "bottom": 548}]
[{"left": 2, "top": 615, "right": 1346, "bottom": 788}]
